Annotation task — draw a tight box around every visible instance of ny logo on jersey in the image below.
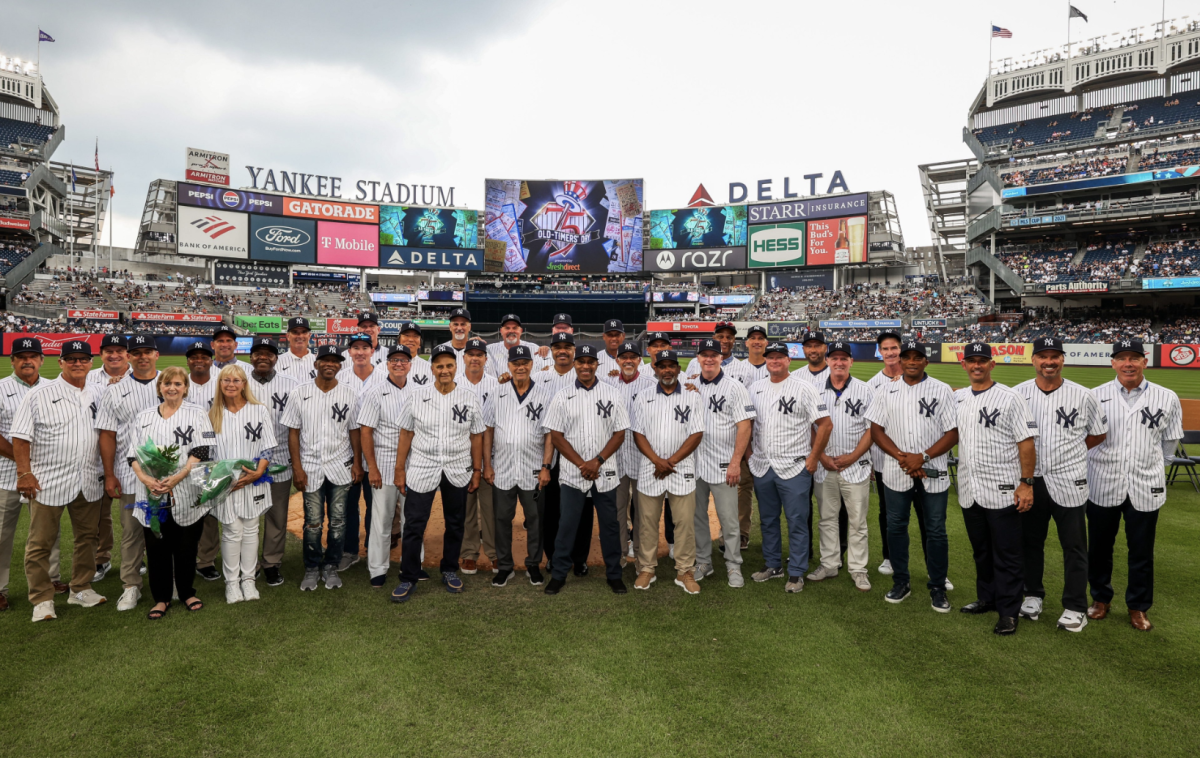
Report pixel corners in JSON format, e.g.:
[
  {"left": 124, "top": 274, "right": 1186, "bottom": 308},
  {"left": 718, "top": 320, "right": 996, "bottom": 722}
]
[
  {"left": 331, "top": 403, "right": 349, "bottom": 422},
  {"left": 89, "top": 401, "right": 98, "bottom": 420},
  {"left": 271, "top": 392, "right": 288, "bottom": 412},
  {"left": 674, "top": 406, "right": 692, "bottom": 425},
  {"left": 452, "top": 404, "right": 469, "bottom": 424},
  {"left": 777, "top": 397, "right": 796, "bottom": 415},
  {"left": 919, "top": 398, "right": 939, "bottom": 418},
  {"left": 525, "top": 403, "right": 544, "bottom": 422},
  {"left": 708, "top": 395, "right": 727, "bottom": 414},
  {"left": 482, "top": 392, "right": 489, "bottom": 405},
  {"left": 412, "top": 375, "right": 429, "bottom": 385},
  {"left": 244, "top": 422, "right": 264, "bottom": 441},
  {"left": 174, "top": 425, "right": 195, "bottom": 445},
  {"left": 596, "top": 400, "right": 614, "bottom": 419},
  {"left": 1056, "top": 407, "right": 1079, "bottom": 429},
  {"left": 843, "top": 398, "right": 863, "bottom": 418},
  {"left": 1140, "top": 407, "right": 1164, "bottom": 429},
  {"left": 978, "top": 407, "right": 1000, "bottom": 428}
]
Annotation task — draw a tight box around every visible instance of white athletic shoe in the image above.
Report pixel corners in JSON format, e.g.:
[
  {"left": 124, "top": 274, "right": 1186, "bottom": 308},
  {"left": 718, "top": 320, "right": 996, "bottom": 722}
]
[
  {"left": 944, "top": 577, "right": 955, "bottom": 591},
  {"left": 116, "top": 586, "right": 141, "bottom": 611},
  {"left": 240, "top": 579, "right": 260, "bottom": 601},
  {"left": 32, "top": 600, "right": 56, "bottom": 622},
  {"left": 878, "top": 559, "right": 894, "bottom": 575},
  {"left": 694, "top": 564, "right": 714, "bottom": 581},
  {"left": 1020, "top": 596, "right": 1043, "bottom": 621},
  {"left": 668, "top": 543, "right": 675, "bottom": 559},
  {"left": 727, "top": 568, "right": 745, "bottom": 588},
  {"left": 225, "top": 582, "right": 244, "bottom": 604},
  {"left": 1057, "top": 609, "right": 1088, "bottom": 633},
  {"left": 626, "top": 542, "right": 635, "bottom": 560},
  {"left": 91, "top": 561, "right": 112, "bottom": 583},
  {"left": 67, "top": 589, "right": 107, "bottom": 607}
]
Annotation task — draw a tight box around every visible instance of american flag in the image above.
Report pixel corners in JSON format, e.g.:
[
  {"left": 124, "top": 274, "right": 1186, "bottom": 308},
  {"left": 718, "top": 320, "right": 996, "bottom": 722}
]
[{"left": 992, "top": 25, "right": 1012, "bottom": 38}]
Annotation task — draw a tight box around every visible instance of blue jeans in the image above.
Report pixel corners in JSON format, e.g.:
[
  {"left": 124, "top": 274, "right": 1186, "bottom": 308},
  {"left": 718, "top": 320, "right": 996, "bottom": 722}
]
[
  {"left": 343, "top": 479, "right": 373, "bottom": 557},
  {"left": 884, "top": 482, "right": 948, "bottom": 591},
  {"left": 753, "top": 467, "right": 812, "bottom": 576},
  {"left": 303, "top": 481, "right": 349, "bottom": 569}
]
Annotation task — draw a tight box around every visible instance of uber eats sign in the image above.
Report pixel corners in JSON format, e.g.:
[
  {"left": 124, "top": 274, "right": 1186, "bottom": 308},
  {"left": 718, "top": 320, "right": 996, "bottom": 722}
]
[{"left": 748, "top": 222, "right": 805, "bottom": 268}]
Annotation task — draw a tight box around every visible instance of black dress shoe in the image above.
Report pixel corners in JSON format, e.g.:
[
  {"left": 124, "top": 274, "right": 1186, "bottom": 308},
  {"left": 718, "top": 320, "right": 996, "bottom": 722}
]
[
  {"left": 607, "top": 579, "right": 628, "bottom": 595},
  {"left": 196, "top": 566, "right": 221, "bottom": 581},
  {"left": 573, "top": 564, "right": 589, "bottom": 577},
  {"left": 960, "top": 600, "right": 997, "bottom": 615},
  {"left": 263, "top": 567, "right": 284, "bottom": 587},
  {"left": 544, "top": 578, "right": 566, "bottom": 595},
  {"left": 993, "top": 616, "right": 1019, "bottom": 635}
]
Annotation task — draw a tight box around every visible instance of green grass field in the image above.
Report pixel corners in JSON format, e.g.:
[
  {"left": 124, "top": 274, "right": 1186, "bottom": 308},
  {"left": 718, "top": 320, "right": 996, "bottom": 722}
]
[{"left": 1, "top": 356, "right": 1198, "bottom": 756}]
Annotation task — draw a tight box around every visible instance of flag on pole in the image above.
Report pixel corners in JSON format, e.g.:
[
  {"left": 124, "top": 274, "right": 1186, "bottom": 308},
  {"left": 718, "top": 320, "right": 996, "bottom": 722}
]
[
  {"left": 94, "top": 139, "right": 100, "bottom": 171},
  {"left": 992, "top": 25, "right": 1013, "bottom": 38},
  {"left": 1069, "top": 5, "right": 1088, "bottom": 22},
  {"left": 70, "top": 166, "right": 77, "bottom": 192},
  {"left": 38, "top": 30, "right": 55, "bottom": 43}
]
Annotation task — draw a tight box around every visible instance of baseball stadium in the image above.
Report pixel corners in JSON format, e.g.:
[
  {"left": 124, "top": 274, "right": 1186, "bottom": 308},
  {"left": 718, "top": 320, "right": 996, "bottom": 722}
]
[{"left": 2, "top": 5, "right": 1200, "bottom": 757}]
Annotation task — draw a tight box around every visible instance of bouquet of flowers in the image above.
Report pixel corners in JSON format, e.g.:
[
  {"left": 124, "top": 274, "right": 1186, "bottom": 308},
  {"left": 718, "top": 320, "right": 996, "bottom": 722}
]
[
  {"left": 128, "top": 439, "right": 181, "bottom": 537},
  {"left": 190, "top": 458, "right": 288, "bottom": 509}
]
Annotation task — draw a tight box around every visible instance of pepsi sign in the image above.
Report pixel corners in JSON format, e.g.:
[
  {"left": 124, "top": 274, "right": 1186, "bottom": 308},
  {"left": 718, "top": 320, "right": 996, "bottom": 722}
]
[
  {"left": 178, "top": 182, "right": 283, "bottom": 215},
  {"left": 250, "top": 214, "right": 316, "bottom": 263}
]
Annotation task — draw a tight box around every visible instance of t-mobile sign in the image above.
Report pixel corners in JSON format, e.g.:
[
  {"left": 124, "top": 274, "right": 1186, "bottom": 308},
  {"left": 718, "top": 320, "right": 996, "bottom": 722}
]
[{"left": 316, "top": 220, "right": 378, "bottom": 266}]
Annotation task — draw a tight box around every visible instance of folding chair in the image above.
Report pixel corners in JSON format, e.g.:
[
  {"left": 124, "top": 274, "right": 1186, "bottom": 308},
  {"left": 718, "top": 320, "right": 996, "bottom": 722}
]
[
  {"left": 1166, "top": 433, "right": 1200, "bottom": 494},
  {"left": 947, "top": 454, "right": 959, "bottom": 495}
]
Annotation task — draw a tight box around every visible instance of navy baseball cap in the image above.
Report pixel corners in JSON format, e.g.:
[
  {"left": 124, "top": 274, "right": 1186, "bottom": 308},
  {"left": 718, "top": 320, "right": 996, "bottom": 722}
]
[
  {"left": 551, "top": 332, "right": 576, "bottom": 346},
  {"left": 617, "top": 341, "right": 641, "bottom": 357},
  {"left": 603, "top": 319, "right": 624, "bottom": 333},
  {"left": 500, "top": 313, "right": 522, "bottom": 327},
  {"left": 449, "top": 308, "right": 472, "bottom": 322},
  {"left": 315, "top": 345, "right": 344, "bottom": 362},
  {"left": 1032, "top": 336, "right": 1064, "bottom": 355},
  {"left": 963, "top": 342, "right": 992, "bottom": 359},
  {"left": 714, "top": 321, "right": 737, "bottom": 336},
  {"left": 508, "top": 345, "right": 533, "bottom": 362},
  {"left": 646, "top": 332, "right": 672, "bottom": 346},
  {"left": 1112, "top": 339, "right": 1145, "bottom": 357},
  {"left": 400, "top": 321, "right": 422, "bottom": 335},
  {"left": 900, "top": 339, "right": 927, "bottom": 357},
  {"left": 10, "top": 337, "right": 42, "bottom": 356},
  {"left": 346, "top": 333, "right": 373, "bottom": 348},
  {"left": 827, "top": 340, "right": 853, "bottom": 357},
  {"left": 802, "top": 330, "right": 826, "bottom": 345},
  {"left": 764, "top": 341, "right": 790, "bottom": 357},
  {"left": 552, "top": 313, "right": 573, "bottom": 326},
  {"left": 287, "top": 317, "right": 311, "bottom": 332},
  {"left": 697, "top": 338, "right": 722, "bottom": 355},
  {"left": 211, "top": 325, "right": 237, "bottom": 341},
  {"left": 128, "top": 334, "right": 156, "bottom": 352},
  {"left": 59, "top": 339, "right": 93, "bottom": 358},
  {"left": 357, "top": 312, "right": 380, "bottom": 325},
  {"left": 654, "top": 349, "right": 681, "bottom": 366},
  {"left": 465, "top": 338, "right": 488, "bottom": 354},
  {"left": 431, "top": 344, "right": 457, "bottom": 360},
  {"left": 876, "top": 330, "right": 903, "bottom": 345},
  {"left": 575, "top": 344, "right": 598, "bottom": 360},
  {"left": 746, "top": 325, "right": 768, "bottom": 339},
  {"left": 186, "top": 341, "right": 213, "bottom": 357},
  {"left": 387, "top": 344, "right": 412, "bottom": 359},
  {"left": 250, "top": 337, "right": 279, "bottom": 353},
  {"left": 99, "top": 335, "right": 126, "bottom": 350}
]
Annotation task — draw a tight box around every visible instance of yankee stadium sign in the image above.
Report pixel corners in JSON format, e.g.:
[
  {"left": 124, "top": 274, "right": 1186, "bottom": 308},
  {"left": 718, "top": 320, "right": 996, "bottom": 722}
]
[{"left": 245, "top": 165, "right": 456, "bottom": 206}]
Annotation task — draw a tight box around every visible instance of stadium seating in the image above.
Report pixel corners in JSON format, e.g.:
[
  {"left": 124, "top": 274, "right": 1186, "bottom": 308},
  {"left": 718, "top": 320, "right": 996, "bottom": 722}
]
[
  {"left": 0, "top": 233, "right": 35, "bottom": 274},
  {"left": 975, "top": 94, "right": 1200, "bottom": 150},
  {"left": 1139, "top": 241, "right": 1200, "bottom": 278},
  {"left": 996, "top": 247, "right": 1077, "bottom": 284},
  {"left": 0, "top": 117, "right": 56, "bottom": 148},
  {"left": 1001, "top": 155, "right": 1127, "bottom": 187},
  {"left": 304, "top": 286, "right": 371, "bottom": 317},
  {"left": 0, "top": 168, "right": 26, "bottom": 187},
  {"left": 1139, "top": 146, "right": 1200, "bottom": 171},
  {"left": 12, "top": 277, "right": 114, "bottom": 310}
]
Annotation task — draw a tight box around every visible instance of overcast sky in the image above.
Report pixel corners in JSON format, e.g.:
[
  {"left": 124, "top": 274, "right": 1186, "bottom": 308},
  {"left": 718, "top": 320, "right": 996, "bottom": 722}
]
[{"left": 1, "top": 0, "right": 1171, "bottom": 251}]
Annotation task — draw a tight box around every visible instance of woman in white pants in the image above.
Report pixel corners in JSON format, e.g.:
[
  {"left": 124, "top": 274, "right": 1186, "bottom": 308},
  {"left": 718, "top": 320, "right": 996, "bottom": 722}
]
[{"left": 209, "top": 364, "right": 276, "bottom": 604}]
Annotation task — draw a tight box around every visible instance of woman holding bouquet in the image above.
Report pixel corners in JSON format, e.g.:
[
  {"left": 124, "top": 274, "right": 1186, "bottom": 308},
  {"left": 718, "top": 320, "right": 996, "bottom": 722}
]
[
  {"left": 209, "top": 364, "right": 276, "bottom": 604},
  {"left": 128, "top": 366, "right": 213, "bottom": 620}
]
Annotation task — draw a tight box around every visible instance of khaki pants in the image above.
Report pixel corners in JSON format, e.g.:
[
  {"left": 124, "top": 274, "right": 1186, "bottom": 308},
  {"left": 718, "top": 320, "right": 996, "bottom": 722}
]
[
  {"left": 614, "top": 476, "right": 637, "bottom": 553},
  {"left": 461, "top": 482, "right": 495, "bottom": 563},
  {"left": 117, "top": 493, "right": 146, "bottom": 589},
  {"left": 635, "top": 489, "right": 697, "bottom": 576},
  {"left": 738, "top": 459, "right": 753, "bottom": 539},
  {"left": 196, "top": 514, "right": 220, "bottom": 569},
  {"left": 259, "top": 478, "right": 293, "bottom": 569},
  {"left": 818, "top": 472, "right": 870, "bottom": 573},
  {"left": 1, "top": 488, "right": 62, "bottom": 596},
  {"left": 25, "top": 493, "right": 103, "bottom": 604}
]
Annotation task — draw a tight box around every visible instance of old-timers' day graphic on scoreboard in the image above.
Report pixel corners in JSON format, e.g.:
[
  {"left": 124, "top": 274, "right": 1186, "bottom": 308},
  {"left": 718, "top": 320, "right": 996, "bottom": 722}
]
[
  {"left": 648, "top": 205, "right": 747, "bottom": 249},
  {"left": 378, "top": 206, "right": 478, "bottom": 249}
]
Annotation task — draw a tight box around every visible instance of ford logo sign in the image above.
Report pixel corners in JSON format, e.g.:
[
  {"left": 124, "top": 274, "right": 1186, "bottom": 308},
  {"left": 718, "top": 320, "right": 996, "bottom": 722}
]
[{"left": 255, "top": 225, "right": 311, "bottom": 247}]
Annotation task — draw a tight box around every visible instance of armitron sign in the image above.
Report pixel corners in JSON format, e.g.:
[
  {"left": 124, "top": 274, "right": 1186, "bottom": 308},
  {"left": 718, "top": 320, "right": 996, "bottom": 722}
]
[{"left": 185, "top": 148, "right": 230, "bottom": 186}]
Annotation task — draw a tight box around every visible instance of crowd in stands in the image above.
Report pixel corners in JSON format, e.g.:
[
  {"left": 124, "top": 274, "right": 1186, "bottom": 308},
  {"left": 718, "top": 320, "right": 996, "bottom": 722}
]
[
  {"left": 0, "top": 233, "right": 34, "bottom": 274},
  {"left": 224, "top": 287, "right": 311, "bottom": 316},
  {"left": 1002, "top": 155, "right": 1127, "bottom": 187},
  {"left": 11, "top": 278, "right": 108, "bottom": 309},
  {"left": 1159, "top": 317, "right": 1200, "bottom": 344},
  {"left": 997, "top": 247, "right": 1077, "bottom": 284},
  {"left": 1140, "top": 147, "right": 1200, "bottom": 171},
  {"left": 1015, "top": 311, "right": 1158, "bottom": 343},
  {"left": 1138, "top": 240, "right": 1200, "bottom": 278},
  {"left": 997, "top": 242, "right": 1135, "bottom": 284},
  {"left": 923, "top": 290, "right": 988, "bottom": 319}
]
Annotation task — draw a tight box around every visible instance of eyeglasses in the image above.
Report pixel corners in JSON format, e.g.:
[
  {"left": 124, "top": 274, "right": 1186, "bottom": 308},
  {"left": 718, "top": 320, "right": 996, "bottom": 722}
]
[
  {"left": 59, "top": 356, "right": 92, "bottom": 364},
  {"left": 388, "top": 357, "right": 412, "bottom": 364}
]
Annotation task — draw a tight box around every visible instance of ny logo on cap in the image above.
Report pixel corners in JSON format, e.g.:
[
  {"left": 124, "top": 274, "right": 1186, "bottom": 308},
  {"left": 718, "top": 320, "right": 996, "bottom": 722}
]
[
  {"left": 174, "top": 425, "right": 195, "bottom": 445},
  {"left": 134, "top": 336, "right": 147, "bottom": 345},
  {"left": 1056, "top": 407, "right": 1078, "bottom": 429},
  {"left": 331, "top": 403, "right": 349, "bottom": 422},
  {"left": 978, "top": 407, "right": 1000, "bottom": 428},
  {"left": 452, "top": 404, "right": 469, "bottom": 424},
  {"left": 525, "top": 403, "right": 544, "bottom": 422},
  {"left": 1140, "top": 407, "right": 1164, "bottom": 429},
  {"left": 70, "top": 342, "right": 83, "bottom": 351},
  {"left": 581, "top": 346, "right": 593, "bottom": 355},
  {"left": 919, "top": 397, "right": 939, "bottom": 418},
  {"left": 515, "top": 348, "right": 528, "bottom": 357},
  {"left": 596, "top": 400, "right": 614, "bottom": 419},
  {"left": 244, "top": 422, "right": 263, "bottom": 441},
  {"left": 19, "top": 339, "right": 31, "bottom": 348},
  {"left": 1121, "top": 340, "right": 1132, "bottom": 348},
  {"left": 674, "top": 406, "right": 692, "bottom": 425},
  {"left": 708, "top": 396, "right": 726, "bottom": 414}
]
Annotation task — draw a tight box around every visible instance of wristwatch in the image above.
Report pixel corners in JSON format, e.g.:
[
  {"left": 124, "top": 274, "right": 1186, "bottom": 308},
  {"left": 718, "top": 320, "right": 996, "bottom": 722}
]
[
  {"left": 596, "top": 454, "right": 606, "bottom": 465},
  {"left": 1021, "top": 477, "right": 1035, "bottom": 485},
  {"left": 541, "top": 464, "right": 552, "bottom": 471},
  {"left": 922, "top": 453, "right": 931, "bottom": 464}
]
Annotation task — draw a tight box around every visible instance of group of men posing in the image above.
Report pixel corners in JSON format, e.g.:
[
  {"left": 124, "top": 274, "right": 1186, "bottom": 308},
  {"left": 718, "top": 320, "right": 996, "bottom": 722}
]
[{"left": 0, "top": 308, "right": 1182, "bottom": 634}]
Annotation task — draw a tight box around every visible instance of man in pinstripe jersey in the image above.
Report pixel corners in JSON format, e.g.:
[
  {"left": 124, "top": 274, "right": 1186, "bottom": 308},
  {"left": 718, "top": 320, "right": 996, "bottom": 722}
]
[
  {"left": 247, "top": 337, "right": 299, "bottom": 588},
  {"left": 609, "top": 341, "right": 656, "bottom": 565},
  {"left": 458, "top": 338, "right": 500, "bottom": 574}
]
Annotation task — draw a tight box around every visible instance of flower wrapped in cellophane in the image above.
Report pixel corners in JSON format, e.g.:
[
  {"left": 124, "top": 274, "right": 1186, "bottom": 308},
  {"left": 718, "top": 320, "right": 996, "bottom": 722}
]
[
  {"left": 127, "top": 439, "right": 181, "bottom": 537},
  {"left": 190, "top": 458, "right": 287, "bottom": 509}
]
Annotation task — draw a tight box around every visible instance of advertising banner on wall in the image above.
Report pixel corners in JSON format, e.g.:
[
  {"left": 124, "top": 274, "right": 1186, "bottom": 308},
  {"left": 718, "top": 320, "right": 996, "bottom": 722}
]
[
  {"left": 767, "top": 322, "right": 809, "bottom": 337},
  {"left": 747, "top": 193, "right": 869, "bottom": 225},
  {"left": 1161, "top": 344, "right": 1200, "bottom": 368},
  {"left": 1045, "top": 281, "right": 1109, "bottom": 295},
  {"left": 66, "top": 309, "right": 118, "bottom": 320},
  {"left": 177, "top": 206, "right": 249, "bottom": 259},
  {"left": 644, "top": 247, "right": 748, "bottom": 273},
  {"left": 177, "top": 183, "right": 283, "bottom": 215},
  {"left": 912, "top": 318, "right": 948, "bottom": 328},
  {"left": 418, "top": 291, "right": 464, "bottom": 302},
  {"left": 234, "top": 315, "right": 283, "bottom": 333},
  {"left": 706, "top": 294, "right": 755, "bottom": 305},
  {"left": 378, "top": 206, "right": 478, "bottom": 249},
  {"left": 748, "top": 223, "right": 805, "bottom": 268},
  {"left": 483, "top": 178, "right": 644, "bottom": 274},
  {"left": 806, "top": 215, "right": 866, "bottom": 265},
  {"left": 648, "top": 206, "right": 747, "bottom": 250},
  {"left": 317, "top": 220, "right": 379, "bottom": 266},
  {"left": 1063, "top": 343, "right": 1116, "bottom": 366},
  {"left": 249, "top": 215, "right": 316, "bottom": 264},
  {"left": 647, "top": 321, "right": 718, "bottom": 333},
  {"left": 185, "top": 148, "right": 230, "bottom": 186},
  {"left": 370, "top": 293, "right": 416, "bottom": 303},
  {"left": 378, "top": 246, "right": 483, "bottom": 271},
  {"left": 653, "top": 292, "right": 700, "bottom": 303},
  {"left": 766, "top": 270, "right": 834, "bottom": 290},
  {"left": 1142, "top": 276, "right": 1200, "bottom": 290},
  {"left": 941, "top": 342, "right": 1033, "bottom": 364},
  {"left": 214, "top": 261, "right": 289, "bottom": 288},
  {"left": 131, "top": 311, "right": 224, "bottom": 323},
  {"left": 284, "top": 197, "right": 379, "bottom": 224},
  {"left": 0, "top": 217, "right": 31, "bottom": 230},
  {"left": 5, "top": 334, "right": 206, "bottom": 356},
  {"left": 819, "top": 319, "right": 902, "bottom": 329}
]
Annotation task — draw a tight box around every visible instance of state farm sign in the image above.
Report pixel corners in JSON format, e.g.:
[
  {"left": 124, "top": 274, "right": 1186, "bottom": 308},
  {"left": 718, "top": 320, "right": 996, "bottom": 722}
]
[
  {"left": 67, "top": 309, "right": 118, "bottom": 320},
  {"left": 131, "top": 312, "right": 224, "bottom": 323}
]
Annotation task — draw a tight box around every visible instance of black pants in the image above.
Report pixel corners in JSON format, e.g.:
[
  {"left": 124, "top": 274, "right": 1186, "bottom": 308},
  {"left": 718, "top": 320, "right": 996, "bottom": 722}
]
[
  {"left": 541, "top": 464, "right": 591, "bottom": 570},
  {"left": 961, "top": 502, "right": 1024, "bottom": 618},
  {"left": 494, "top": 485, "right": 542, "bottom": 571},
  {"left": 399, "top": 474, "right": 467, "bottom": 583},
  {"left": 1087, "top": 499, "right": 1158, "bottom": 612},
  {"left": 552, "top": 483, "right": 621, "bottom": 582},
  {"left": 807, "top": 480, "right": 847, "bottom": 565},
  {"left": 143, "top": 518, "right": 204, "bottom": 605},
  {"left": 876, "top": 472, "right": 928, "bottom": 563},
  {"left": 1021, "top": 478, "right": 1088, "bottom": 613}
]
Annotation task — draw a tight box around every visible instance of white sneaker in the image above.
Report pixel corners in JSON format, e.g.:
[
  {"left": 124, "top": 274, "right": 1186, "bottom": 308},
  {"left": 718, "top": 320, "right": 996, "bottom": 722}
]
[
  {"left": 727, "top": 568, "right": 745, "bottom": 588},
  {"left": 1020, "top": 596, "right": 1043, "bottom": 621},
  {"left": 32, "top": 600, "right": 56, "bottom": 622},
  {"left": 806, "top": 565, "right": 838, "bottom": 582},
  {"left": 225, "top": 582, "right": 244, "bottom": 604},
  {"left": 878, "top": 559, "right": 894, "bottom": 575},
  {"left": 1057, "top": 609, "right": 1088, "bottom": 633},
  {"left": 626, "top": 542, "right": 635, "bottom": 560},
  {"left": 694, "top": 564, "right": 714, "bottom": 581},
  {"left": 668, "top": 543, "right": 674, "bottom": 559},
  {"left": 116, "top": 586, "right": 141, "bottom": 611},
  {"left": 92, "top": 561, "right": 112, "bottom": 583},
  {"left": 944, "top": 577, "right": 955, "bottom": 591},
  {"left": 67, "top": 589, "right": 107, "bottom": 607},
  {"left": 240, "top": 579, "right": 260, "bottom": 601},
  {"left": 852, "top": 571, "right": 872, "bottom": 591}
]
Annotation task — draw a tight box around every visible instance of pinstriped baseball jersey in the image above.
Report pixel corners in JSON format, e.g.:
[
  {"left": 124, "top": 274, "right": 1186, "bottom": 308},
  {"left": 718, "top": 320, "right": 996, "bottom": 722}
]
[
  {"left": 356, "top": 377, "right": 412, "bottom": 476},
  {"left": 815, "top": 376, "right": 875, "bottom": 485},
  {"left": 87, "top": 365, "right": 131, "bottom": 395},
  {"left": 864, "top": 373, "right": 957, "bottom": 494},
  {"left": 125, "top": 405, "right": 213, "bottom": 526},
  {"left": 486, "top": 340, "right": 539, "bottom": 378},
  {"left": 482, "top": 382, "right": 552, "bottom": 491},
  {"left": 276, "top": 350, "right": 317, "bottom": 382},
  {"left": 95, "top": 372, "right": 163, "bottom": 493},
  {"left": 534, "top": 366, "right": 577, "bottom": 400},
  {"left": 337, "top": 363, "right": 387, "bottom": 395},
  {"left": 398, "top": 384, "right": 485, "bottom": 492},
  {"left": 1087, "top": 378, "right": 1183, "bottom": 511},
  {"left": 186, "top": 376, "right": 217, "bottom": 412},
  {"left": 279, "top": 381, "right": 360, "bottom": 492},
  {"left": 11, "top": 376, "right": 105, "bottom": 506},
  {"left": 248, "top": 371, "right": 299, "bottom": 483},
  {"left": 371, "top": 344, "right": 389, "bottom": 368},
  {"left": 1014, "top": 378, "right": 1106, "bottom": 507},
  {"left": 685, "top": 356, "right": 753, "bottom": 389},
  {"left": 866, "top": 368, "right": 902, "bottom": 471},
  {"left": 460, "top": 373, "right": 500, "bottom": 409},
  {"left": 630, "top": 384, "right": 705, "bottom": 496},
  {"left": 740, "top": 358, "right": 770, "bottom": 387},
  {"left": 0, "top": 375, "right": 42, "bottom": 490},
  {"left": 954, "top": 382, "right": 1039, "bottom": 509},
  {"left": 609, "top": 370, "right": 657, "bottom": 479},
  {"left": 790, "top": 363, "right": 830, "bottom": 389},
  {"left": 211, "top": 403, "right": 277, "bottom": 522},
  {"left": 545, "top": 379, "right": 630, "bottom": 493},
  {"left": 406, "top": 356, "right": 434, "bottom": 388},
  {"left": 436, "top": 342, "right": 473, "bottom": 377},
  {"left": 747, "top": 376, "right": 829, "bottom": 479},
  {"left": 597, "top": 348, "right": 622, "bottom": 381},
  {"left": 693, "top": 371, "right": 756, "bottom": 484}
]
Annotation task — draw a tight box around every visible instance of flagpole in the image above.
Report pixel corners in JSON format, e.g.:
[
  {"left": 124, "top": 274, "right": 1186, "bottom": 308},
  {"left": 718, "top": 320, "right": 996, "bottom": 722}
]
[
  {"left": 108, "top": 167, "right": 114, "bottom": 274},
  {"left": 989, "top": 20, "right": 994, "bottom": 77}
]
